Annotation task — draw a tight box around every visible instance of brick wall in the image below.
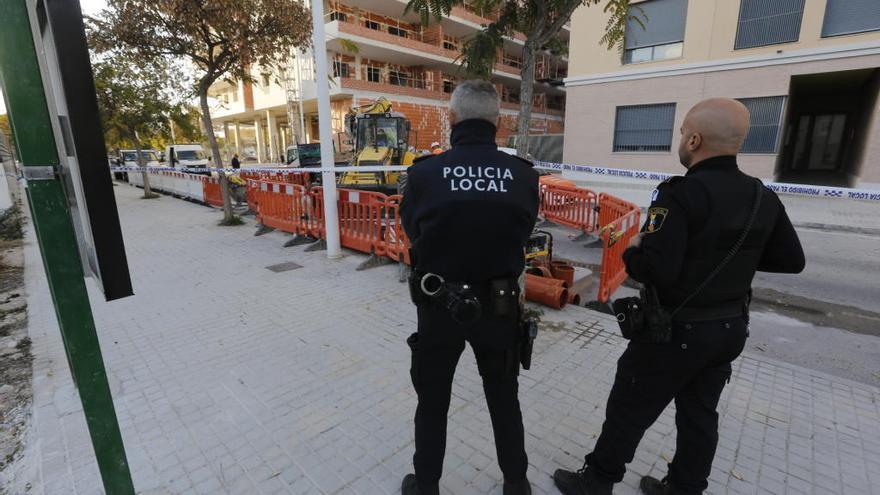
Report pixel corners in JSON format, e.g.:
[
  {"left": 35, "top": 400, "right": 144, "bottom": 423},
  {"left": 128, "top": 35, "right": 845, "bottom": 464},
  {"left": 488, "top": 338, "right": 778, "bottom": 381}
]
[
  {"left": 350, "top": 97, "right": 564, "bottom": 150},
  {"left": 355, "top": 98, "right": 452, "bottom": 150}
]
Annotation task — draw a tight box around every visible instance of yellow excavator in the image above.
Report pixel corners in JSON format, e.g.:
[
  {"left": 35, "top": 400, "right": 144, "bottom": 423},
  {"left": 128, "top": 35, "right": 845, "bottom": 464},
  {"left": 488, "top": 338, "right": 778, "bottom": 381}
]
[{"left": 338, "top": 97, "right": 418, "bottom": 194}]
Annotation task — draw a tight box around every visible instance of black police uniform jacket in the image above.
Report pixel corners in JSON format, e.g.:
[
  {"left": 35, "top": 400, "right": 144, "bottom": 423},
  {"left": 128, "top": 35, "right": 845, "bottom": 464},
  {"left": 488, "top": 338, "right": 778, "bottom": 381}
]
[
  {"left": 400, "top": 119, "right": 540, "bottom": 285},
  {"left": 623, "top": 155, "right": 805, "bottom": 313}
]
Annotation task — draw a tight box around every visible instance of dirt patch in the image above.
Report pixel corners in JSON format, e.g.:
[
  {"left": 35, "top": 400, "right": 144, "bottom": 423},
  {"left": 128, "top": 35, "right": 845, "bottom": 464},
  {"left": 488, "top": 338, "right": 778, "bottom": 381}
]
[{"left": 0, "top": 215, "right": 32, "bottom": 490}]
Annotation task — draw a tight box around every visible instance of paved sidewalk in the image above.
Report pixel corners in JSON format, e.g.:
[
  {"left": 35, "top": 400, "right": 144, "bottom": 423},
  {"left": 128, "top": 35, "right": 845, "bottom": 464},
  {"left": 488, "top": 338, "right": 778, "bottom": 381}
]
[{"left": 12, "top": 183, "right": 880, "bottom": 494}]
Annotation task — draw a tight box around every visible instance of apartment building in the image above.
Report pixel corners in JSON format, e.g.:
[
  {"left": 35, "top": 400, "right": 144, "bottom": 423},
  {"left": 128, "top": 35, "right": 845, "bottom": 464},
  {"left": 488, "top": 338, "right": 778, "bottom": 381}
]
[
  {"left": 209, "top": 0, "right": 569, "bottom": 163},
  {"left": 564, "top": 0, "right": 880, "bottom": 187}
]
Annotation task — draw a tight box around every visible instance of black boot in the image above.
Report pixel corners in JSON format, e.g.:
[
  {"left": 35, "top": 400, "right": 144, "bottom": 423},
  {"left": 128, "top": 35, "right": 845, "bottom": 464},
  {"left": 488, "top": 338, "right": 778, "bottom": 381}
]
[
  {"left": 401, "top": 474, "right": 440, "bottom": 495},
  {"left": 639, "top": 475, "right": 677, "bottom": 495},
  {"left": 503, "top": 478, "right": 532, "bottom": 495},
  {"left": 552, "top": 463, "right": 613, "bottom": 495}
]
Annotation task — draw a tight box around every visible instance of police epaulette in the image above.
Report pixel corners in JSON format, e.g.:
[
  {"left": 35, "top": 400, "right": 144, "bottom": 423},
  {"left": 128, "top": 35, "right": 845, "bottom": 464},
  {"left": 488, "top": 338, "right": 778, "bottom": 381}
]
[{"left": 413, "top": 154, "right": 436, "bottom": 163}]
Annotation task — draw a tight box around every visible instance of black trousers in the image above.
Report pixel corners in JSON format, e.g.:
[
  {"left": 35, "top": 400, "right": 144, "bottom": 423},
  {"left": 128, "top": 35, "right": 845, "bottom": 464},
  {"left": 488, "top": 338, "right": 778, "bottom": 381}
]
[
  {"left": 586, "top": 316, "right": 748, "bottom": 494},
  {"left": 408, "top": 304, "right": 528, "bottom": 485}
]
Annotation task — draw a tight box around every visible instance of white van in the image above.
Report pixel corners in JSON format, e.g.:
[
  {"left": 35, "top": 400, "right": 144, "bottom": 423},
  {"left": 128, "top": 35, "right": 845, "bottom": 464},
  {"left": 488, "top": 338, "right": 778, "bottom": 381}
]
[
  {"left": 166, "top": 144, "right": 209, "bottom": 172},
  {"left": 119, "top": 149, "right": 160, "bottom": 167}
]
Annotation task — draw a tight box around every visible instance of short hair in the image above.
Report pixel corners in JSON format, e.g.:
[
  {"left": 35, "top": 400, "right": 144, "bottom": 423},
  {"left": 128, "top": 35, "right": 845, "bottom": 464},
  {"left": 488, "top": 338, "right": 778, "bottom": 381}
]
[{"left": 450, "top": 79, "right": 500, "bottom": 125}]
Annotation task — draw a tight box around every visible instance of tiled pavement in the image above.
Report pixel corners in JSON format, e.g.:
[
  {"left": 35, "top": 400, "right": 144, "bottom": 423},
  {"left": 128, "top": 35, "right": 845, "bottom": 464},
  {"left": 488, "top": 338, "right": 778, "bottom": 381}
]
[{"left": 12, "top": 183, "right": 880, "bottom": 494}]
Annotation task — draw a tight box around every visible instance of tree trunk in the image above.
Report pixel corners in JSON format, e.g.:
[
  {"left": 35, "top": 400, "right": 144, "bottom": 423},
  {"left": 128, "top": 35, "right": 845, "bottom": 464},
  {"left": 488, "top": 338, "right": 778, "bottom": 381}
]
[
  {"left": 516, "top": 40, "right": 537, "bottom": 159},
  {"left": 133, "top": 128, "right": 154, "bottom": 198},
  {"left": 198, "top": 81, "right": 235, "bottom": 223}
]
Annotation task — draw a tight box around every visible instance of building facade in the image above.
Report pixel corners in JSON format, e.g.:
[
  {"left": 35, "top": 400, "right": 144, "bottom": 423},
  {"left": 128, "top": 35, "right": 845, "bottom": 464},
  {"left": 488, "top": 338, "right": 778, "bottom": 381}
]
[
  {"left": 209, "top": 0, "right": 569, "bottom": 163},
  {"left": 564, "top": 0, "right": 880, "bottom": 187}
]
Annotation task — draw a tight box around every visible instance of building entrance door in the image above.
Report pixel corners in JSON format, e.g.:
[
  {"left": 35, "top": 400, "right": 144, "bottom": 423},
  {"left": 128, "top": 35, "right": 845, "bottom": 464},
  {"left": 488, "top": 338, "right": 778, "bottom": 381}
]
[
  {"left": 776, "top": 68, "right": 879, "bottom": 187},
  {"left": 789, "top": 113, "right": 849, "bottom": 174}
]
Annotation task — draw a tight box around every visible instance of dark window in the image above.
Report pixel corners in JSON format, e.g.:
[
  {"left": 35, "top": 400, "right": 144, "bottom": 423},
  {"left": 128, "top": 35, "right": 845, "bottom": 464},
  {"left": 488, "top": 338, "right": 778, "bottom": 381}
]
[
  {"left": 333, "top": 61, "right": 350, "bottom": 78},
  {"left": 443, "top": 40, "right": 457, "bottom": 51},
  {"left": 623, "top": 0, "right": 688, "bottom": 64},
  {"left": 613, "top": 103, "right": 676, "bottom": 152},
  {"left": 365, "top": 20, "right": 380, "bottom": 31},
  {"left": 822, "top": 0, "right": 880, "bottom": 37},
  {"left": 388, "top": 26, "right": 407, "bottom": 38},
  {"left": 330, "top": 11, "right": 347, "bottom": 22},
  {"left": 738, "top": 96, "right": 786, "bottom": 154},
  {"left": 367, "top": 67, "right": 381, "bottom": 83},
  {"left": 735, "top": 0, "right": 805, "bottom": 49},
  {"left": 389, "top": 70, "right": 405, "bottom": 86},
  {"left": 442, "top": 80, "right": 454, "bottom": 93}
]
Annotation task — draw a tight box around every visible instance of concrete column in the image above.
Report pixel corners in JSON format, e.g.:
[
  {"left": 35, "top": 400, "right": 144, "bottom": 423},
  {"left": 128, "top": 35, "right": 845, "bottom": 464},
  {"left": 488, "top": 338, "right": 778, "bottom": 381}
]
[
  {"left": 355, "top": 55, "right": 362, "bottom": 80},
  {"left": 254, "top": 118, "right": 265, "bottom": 163},
  {"left": 234, "top": 121, "right": 242, "bottom": 155},
  {"left": 222, "top": 122, "right": 231, "bottom": 164},
  {"left": 267, "top": 110, "right": 278, "bottom": 163},
  {"left": 281, "top": 127, "right": 288, "bottom": 155}
]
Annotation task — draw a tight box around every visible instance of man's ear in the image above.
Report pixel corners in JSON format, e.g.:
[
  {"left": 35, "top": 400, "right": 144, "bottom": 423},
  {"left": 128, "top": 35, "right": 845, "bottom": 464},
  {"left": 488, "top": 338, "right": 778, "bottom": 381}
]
[{"left": 689, "top": 132, "right": 702, "bottom": 151}]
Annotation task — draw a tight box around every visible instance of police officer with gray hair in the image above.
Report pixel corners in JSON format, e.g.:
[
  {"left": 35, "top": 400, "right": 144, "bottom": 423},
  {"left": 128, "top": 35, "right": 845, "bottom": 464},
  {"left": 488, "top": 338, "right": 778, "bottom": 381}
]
[{"left": 399, "top": 80, "right": 539, "bottom": 495}]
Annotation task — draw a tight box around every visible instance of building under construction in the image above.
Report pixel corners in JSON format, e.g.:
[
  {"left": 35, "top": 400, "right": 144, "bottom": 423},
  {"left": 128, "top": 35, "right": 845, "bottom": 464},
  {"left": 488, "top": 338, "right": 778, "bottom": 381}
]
[{"left": 208, "top": 0, "right": 569, "bottom": 163}]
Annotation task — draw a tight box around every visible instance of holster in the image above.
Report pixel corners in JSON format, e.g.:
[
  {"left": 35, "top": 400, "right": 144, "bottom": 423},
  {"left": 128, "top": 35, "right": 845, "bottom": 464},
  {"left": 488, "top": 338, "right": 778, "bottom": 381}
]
[
  {"left": 612, "top": 286, "right": 672, "bottom": 344},
  {"left": 519, "top": 317, "right": 539, "bottom": 370}
]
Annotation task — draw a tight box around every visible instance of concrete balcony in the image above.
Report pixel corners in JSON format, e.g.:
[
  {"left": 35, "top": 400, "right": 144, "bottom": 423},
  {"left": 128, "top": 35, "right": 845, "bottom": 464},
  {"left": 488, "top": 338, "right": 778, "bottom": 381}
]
[{"left": 339, "top": 75, "right": 451, "bottom": 102}]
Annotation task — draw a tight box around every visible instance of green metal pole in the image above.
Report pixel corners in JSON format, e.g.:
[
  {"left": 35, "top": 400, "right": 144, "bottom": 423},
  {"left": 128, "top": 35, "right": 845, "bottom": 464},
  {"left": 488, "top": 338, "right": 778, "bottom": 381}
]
[{"left": 0, "top": 1, "right": 135, "bottom": 493}]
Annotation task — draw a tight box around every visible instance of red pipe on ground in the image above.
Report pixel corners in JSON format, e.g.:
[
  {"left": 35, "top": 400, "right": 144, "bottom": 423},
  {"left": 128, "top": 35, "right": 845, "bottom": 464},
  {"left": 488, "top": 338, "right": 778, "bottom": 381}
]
[{"left": 525, "top": 274, "right": 568, "bottom": 309}]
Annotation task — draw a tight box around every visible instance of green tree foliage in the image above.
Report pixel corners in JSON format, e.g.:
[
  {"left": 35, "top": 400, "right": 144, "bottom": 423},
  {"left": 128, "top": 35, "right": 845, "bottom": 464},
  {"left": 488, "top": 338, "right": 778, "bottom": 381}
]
[
  {"left": 88, "top": 0, "right": 312, "bottom": 223},
  {"left": 91, "top": 53, "right": 189, "bottom": 197},
  {"left": 405, "top": 0, "right": 635, "bottom": 157}
]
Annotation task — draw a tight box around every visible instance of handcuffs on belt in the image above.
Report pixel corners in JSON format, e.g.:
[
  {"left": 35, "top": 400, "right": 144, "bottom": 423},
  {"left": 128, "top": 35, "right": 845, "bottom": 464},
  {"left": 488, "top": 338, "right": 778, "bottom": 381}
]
[{"left": 413, "top": 272, "right": 483, "bottom": 325}]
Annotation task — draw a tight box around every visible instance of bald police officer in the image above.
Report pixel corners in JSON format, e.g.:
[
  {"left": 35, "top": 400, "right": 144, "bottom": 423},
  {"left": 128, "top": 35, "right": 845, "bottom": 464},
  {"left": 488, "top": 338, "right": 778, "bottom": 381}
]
[
  {"left": 554, "top": 98, "right": 805, "bottom": 495},
  {"left": 399, "top": 80, "right": 539, "bottom": 495}
]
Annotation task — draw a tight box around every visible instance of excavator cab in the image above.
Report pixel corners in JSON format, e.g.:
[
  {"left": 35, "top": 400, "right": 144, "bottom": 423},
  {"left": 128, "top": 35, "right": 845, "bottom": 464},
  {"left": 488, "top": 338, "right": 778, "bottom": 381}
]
[{"left": 338, "top": 98, "right": 417, "bottom": 194}]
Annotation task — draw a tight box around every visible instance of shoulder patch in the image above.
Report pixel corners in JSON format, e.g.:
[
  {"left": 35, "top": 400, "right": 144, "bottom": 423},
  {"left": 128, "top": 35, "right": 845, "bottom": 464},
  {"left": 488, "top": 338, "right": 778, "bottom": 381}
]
[{"left": 646, "top": 207, "right": 668, "bottom": 234}]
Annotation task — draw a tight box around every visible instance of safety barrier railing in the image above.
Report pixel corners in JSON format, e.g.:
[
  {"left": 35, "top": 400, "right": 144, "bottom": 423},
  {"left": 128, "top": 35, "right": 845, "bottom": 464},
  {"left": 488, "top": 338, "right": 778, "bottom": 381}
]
[
  {"left": 384, "top": 195, "right": 411, "bottom": 265},
  {"left": 203, "top": 177, "right": 223, "bottom": 207},
  {"left": 596, "top": 193, "right": 641, "bottom": 303},
  {"left": 125, "top": 168, "right": 639, "bottom": 303},
  {"left": 337, "top": 189, "right": 387, "bottom": 255},
  {"left": 539, "top": 183, "right": 598, "bottom": 234}
]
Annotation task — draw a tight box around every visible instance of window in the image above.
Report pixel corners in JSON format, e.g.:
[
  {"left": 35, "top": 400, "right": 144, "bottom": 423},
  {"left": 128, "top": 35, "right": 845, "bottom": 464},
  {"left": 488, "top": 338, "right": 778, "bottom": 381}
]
[
  {"left": 623, "top": 0, "right": 687, "bottom": 64},
  {"left": 822, "top": 0, "right": 880, "bottom": 38},
  {"left": 366, "top": 67, "right": 381, "bottom": 83},
  {"left": 365, "top": 20, "right": 380, "bottom": 31},
  {"left": 333, "top": 61, "right": 350, "bottom": 78},
  {"left": 735, "top": 0, "right": 805, "bottom": 49},
  {"left": 738, "top": 96, "right": 786, "bottom": 154},
  {"left": 442, "top": 80, "right": 454, "bottom": 93},
  {"left": 388, "top": 26, "right": 407, "bottom": 38},
  {"left": 261, "top": 73, "right": 271, "bottom": 87},
  {"left": 613, "top": 103, "right": 676, "bottom": 152},
  {"left": 329, "top": 11, "right": 347, "bottom": 22},
  {"left": 389, "top": 70, "right": 405, "bottom": 86}
]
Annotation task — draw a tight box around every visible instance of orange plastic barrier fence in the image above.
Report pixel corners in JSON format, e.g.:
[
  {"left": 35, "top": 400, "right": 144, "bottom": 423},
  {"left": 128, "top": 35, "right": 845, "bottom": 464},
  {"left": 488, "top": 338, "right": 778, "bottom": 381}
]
[
  {"left": 540, "top": 184, "right": 598, "bottom": 233},
  {"left": 240, "top": 170, "right": 310, "bottom": 187},
  {"left": 203, "top": 177, "right": 223, "bottom": 207},
  {"left": 596, "top": 193, "right": 641, "bottom": 303},
  {"left": 384, "top": 195, "right": 411, "bottom": 265},
  {"left": 250, "top": 180, "right": 413, "bottom": 265},
  {"left": 337, "top": 189, "right": 387, "bottom": 255}
]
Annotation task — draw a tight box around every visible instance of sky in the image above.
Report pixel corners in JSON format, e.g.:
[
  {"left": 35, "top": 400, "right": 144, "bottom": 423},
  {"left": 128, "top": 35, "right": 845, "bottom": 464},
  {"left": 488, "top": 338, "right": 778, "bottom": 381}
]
[{"left": 0, "top": 0, "right": 107, "bottom": 115}]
